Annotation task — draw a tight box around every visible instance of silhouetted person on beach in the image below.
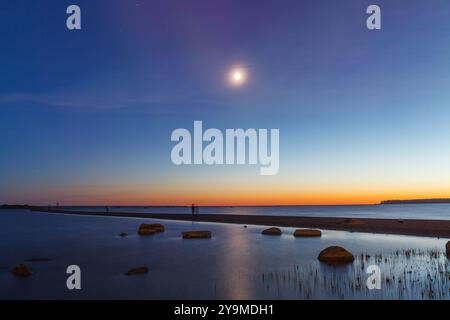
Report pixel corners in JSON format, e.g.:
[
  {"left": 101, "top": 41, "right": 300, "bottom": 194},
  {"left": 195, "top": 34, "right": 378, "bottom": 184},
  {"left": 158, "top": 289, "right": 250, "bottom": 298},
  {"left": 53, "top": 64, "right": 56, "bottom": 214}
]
[{"left": 191, "top": 204, "right": 195, "bottom": 215}]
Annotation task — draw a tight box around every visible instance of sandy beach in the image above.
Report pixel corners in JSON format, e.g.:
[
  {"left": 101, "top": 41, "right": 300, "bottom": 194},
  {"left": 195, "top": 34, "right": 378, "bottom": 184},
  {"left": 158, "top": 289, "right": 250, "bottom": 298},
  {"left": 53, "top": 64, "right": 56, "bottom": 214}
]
[{"left": 34, "top": 208, "right": 450, "bottom": 238}]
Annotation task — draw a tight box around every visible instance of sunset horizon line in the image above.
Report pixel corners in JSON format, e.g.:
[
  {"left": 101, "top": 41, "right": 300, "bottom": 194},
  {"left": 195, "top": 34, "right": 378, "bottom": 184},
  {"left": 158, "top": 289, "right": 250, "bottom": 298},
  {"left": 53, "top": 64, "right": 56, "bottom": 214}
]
[{"left": 5, "top": 196, "right": 450, "bottom": 208}]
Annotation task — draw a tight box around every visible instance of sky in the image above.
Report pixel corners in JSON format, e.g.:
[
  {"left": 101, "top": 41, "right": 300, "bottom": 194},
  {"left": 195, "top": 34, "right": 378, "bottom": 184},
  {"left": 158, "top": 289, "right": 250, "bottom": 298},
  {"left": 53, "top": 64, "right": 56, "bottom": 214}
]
[{"left": 1, "top": 0, "right": 450, "bottom": 206}]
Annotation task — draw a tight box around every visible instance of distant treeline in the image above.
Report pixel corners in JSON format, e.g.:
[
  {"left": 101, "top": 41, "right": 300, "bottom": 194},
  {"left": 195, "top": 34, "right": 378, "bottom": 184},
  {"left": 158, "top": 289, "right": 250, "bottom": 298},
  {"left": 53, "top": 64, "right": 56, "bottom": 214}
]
[{"left": 381, "top": 198, "right": 450, "bottom": 205}]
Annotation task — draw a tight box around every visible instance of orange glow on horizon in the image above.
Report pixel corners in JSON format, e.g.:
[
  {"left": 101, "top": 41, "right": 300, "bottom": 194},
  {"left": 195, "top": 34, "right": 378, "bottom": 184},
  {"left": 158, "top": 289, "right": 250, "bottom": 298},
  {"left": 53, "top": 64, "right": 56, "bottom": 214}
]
[{"left": 19, "top": 182, "right": 450, "bottom": 207}]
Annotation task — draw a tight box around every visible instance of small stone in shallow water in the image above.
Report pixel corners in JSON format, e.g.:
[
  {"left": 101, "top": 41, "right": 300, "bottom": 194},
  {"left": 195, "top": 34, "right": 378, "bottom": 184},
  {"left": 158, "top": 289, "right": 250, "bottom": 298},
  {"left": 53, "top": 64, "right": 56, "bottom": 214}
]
[
  {"left": 125, "top": 266, "right": 149, "bottom": 276},
  {"left": 262, "top": 227, "right": 282, "bottom": 236},
  {"left": 293, "top": 229, "right": 322, "bottom": 237},
  {"left": 182, "top": 231, "right": 212, "bottom": 239},
  {"left": 119, "top": 233, "right": 128, "bottom": 237},
  {"left": 11, "top": 264, "right": 33, "bottom": 277}
]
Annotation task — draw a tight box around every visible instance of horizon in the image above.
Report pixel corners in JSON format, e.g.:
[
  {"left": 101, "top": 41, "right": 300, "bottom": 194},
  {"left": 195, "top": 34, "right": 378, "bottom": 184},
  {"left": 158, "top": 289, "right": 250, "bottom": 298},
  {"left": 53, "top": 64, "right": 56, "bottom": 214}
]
[
  {"left": 2, "top": 1, "right": 450, "bottom": 205},
  {"left": 5, "top": 197, "right": 450, "bottom": 207}
]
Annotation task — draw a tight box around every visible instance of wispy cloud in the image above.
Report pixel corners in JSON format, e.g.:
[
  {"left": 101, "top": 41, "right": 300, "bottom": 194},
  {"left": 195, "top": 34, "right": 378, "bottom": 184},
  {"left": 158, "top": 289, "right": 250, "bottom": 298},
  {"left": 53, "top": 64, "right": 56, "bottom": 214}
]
[{"left": 0, "top": 89, "right": 231, "bottom": 114}]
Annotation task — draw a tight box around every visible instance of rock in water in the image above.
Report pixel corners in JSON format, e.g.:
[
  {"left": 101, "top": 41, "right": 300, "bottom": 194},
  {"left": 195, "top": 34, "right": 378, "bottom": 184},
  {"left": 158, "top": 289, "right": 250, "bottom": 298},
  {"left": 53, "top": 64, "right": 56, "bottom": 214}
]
[
  {"left": 294, "top": 229, "right": 322, "bottom": 237},
  {"left": 11, "top": 264, "right": 33, "bottom": 277},
  {"left": 262, "top": 227, "right": 282, "bottom": 236},
  {"left": 182, "top": 231, "right": 212, "bottom": 239},
  {"left": 125, "top": 266, "right": 149, "bottom": 276},
  {"left": 446, "top": 241, "right": 450, "bottom": 257},
  {"left": 138, "top": 228, "right": 156, "bottom": 236},
  {"left": 119, "top": 233, "right": 128, "bottom": 237},
  {"left": 318, "top": 246, "right": 355, "bottom": 264},
  {"left": 137, "top": 223, "right": 165, "bottom": 236},
  {"left": 147, "top": 224, "right": 165, "bottom": 232}
]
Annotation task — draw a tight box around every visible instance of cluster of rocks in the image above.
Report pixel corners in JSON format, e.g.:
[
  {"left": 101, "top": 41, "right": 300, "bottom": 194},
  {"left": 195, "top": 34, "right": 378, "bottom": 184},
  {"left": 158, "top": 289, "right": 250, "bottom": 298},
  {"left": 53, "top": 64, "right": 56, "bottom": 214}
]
[
  {"left": 125, "top": 223, "right": 213, "bottom": 275},
  {"left": 259, "top": 226, "right": 450, "bottom": 265},
  {"left": 10, "top": 224, "right": 450, "bottom": 279},
  {"left": 261, "top": 227, "right": 322, "bottom": 238},
  {"left": 136, "top": 223, "right": 213, "bottom": 240},
  {"left": 259, "top": 227, "right": 353, "bottom": 264}
]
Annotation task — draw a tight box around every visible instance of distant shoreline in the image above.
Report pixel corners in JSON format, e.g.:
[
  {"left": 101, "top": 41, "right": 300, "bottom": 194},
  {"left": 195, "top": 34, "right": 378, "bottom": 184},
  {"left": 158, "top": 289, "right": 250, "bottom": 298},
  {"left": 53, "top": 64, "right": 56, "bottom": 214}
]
[
  {"left": 381, "top": 198, "right": 450, "bottom": 205},
  {"left": 3, "top": 200, "right": 450, "bottom": 209},
  {"left": 29, "top": 207, "right": 450, "bottom": 238}
]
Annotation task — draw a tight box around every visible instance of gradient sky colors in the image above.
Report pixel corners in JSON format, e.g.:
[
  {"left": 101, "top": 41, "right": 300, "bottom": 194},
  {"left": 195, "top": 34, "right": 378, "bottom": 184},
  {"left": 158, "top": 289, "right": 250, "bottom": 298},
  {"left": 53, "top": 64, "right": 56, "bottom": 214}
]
[{"left": 1, "top": 0, "right": 450, "bottom": 206}]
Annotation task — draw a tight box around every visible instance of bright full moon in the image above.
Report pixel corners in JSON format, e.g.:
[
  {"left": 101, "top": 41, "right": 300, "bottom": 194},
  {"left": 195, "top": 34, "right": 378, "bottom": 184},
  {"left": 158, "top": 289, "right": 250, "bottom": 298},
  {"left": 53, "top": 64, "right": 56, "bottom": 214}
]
[{"left": 229, "top": 68, "right": 247, "bottom": 86}]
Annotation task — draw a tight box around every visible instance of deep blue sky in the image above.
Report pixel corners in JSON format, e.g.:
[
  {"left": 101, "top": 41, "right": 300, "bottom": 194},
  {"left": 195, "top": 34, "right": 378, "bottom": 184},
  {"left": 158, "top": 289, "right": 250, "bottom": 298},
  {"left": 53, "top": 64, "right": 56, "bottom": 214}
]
[{"left": 1, "top": 0, "right": 450, "bottom": 205}]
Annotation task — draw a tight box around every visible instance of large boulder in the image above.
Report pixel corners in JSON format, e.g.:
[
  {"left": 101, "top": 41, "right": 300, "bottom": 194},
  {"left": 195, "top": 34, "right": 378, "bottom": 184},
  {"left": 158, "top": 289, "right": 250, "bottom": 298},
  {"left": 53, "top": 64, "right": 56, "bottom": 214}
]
[
  {"left": 294, "top": 229, "right": 322, "bottom": 237},
  {"left": 137, "top": 223, "right": 165, "bottom": 235},
  {"left": 262, "top": 227, "right": 282, "bottom": 236},
  {"left": 446, "top": 241, "right": 450, "bottom": 257},
  {"left": 11, "top": 264, "right": 33, "bottom": 277},
  {"left": 318, "top": 246, "right": 355, "bottom": 264},
  {"left": 125, "top": 266, "right": 149, "bottom": 276},
  {"left": 182, "top": 231, "right": 212, "bottom": 239}
]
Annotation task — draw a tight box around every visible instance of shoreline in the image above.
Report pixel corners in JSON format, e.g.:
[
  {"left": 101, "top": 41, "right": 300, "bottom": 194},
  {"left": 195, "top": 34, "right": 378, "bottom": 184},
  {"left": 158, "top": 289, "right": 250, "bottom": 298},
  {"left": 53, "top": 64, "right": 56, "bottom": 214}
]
[{"left": 32, "top": 208, "right": 450, "bottom": 238}]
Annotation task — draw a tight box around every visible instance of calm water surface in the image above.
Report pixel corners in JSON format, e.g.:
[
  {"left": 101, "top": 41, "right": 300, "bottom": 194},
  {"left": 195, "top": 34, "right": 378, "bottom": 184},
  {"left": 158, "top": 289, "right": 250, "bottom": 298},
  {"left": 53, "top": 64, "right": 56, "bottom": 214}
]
[
  {"left": 0, "top": 209, "right": 448, "bottom": 299},
  {"left": 63, "top": 204, "right": 450, "bottom": 220}
]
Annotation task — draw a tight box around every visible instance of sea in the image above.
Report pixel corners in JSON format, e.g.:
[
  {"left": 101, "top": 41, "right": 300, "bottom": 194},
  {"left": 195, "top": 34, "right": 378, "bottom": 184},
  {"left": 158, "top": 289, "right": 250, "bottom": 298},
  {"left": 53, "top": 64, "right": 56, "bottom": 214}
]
[
  {"left": 61, "top": 203, "right": 450, "bottom": 220},
  {"left": 0, "top": 207, "right": 448, "bottom": 299}
]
